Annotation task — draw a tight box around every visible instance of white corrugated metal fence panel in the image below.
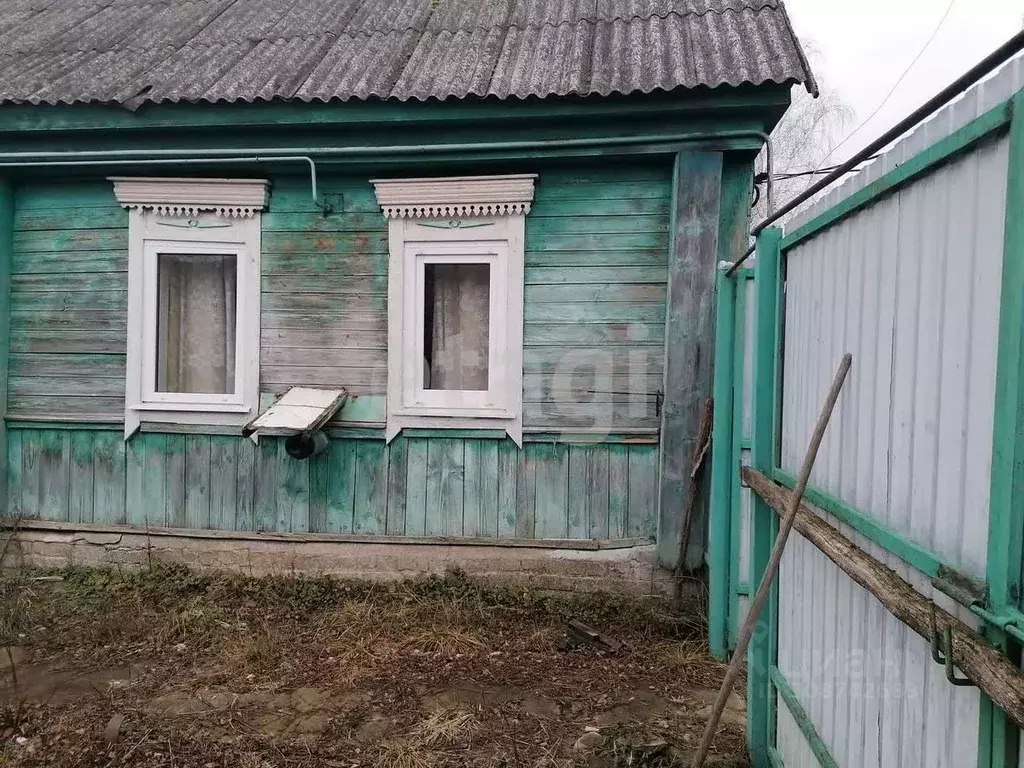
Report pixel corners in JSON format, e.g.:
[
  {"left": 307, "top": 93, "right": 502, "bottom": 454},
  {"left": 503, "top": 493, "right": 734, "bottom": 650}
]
[
  {"left": 779, "top": 134, "right": 1008, "bottom": 578},
  {"left": 776, "top": 519, "right": 981, "bottom": 768}
]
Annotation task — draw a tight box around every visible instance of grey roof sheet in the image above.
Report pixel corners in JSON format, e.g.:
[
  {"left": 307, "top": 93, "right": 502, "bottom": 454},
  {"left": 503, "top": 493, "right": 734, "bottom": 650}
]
[{"left": 0, "top": 0, "right": 815, "bottom": 107}]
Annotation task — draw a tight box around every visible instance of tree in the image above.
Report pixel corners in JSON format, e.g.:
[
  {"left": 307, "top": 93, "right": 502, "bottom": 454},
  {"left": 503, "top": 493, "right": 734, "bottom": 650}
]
[{"left": 753, "top": 51, "right": 854, "bottom": 224}]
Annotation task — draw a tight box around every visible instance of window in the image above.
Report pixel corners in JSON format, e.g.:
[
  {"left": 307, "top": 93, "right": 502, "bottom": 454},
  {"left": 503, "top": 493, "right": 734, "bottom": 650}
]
[
  {"left": 112, "top": 177, "right": 268, "bottom": 437},
  {"left": 372, "top": 175, "right": 535, "bottom": 445}
]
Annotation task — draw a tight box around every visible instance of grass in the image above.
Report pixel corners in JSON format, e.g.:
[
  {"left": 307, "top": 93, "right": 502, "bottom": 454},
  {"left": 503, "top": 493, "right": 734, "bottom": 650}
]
[{"left": 0, "top": 565, "right": 745, "bottom": 767}]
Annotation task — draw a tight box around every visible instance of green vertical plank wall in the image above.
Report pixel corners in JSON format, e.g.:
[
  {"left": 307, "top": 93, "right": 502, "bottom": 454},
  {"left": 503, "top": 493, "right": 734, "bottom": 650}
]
[
  {"left": 5, "top": 160, "right": 678, "bottom": 540},
  {"left": 7, "top": 430, "right": 659, "bottom": 539}
]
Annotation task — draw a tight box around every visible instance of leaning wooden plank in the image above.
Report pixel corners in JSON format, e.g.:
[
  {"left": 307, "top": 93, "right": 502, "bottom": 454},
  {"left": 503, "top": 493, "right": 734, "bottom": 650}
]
[
  {"left": 743, "top": 466, "right": 1024, "bottom": 730},
  {"left": 242, "top": 387, "right": 348, "bottom": 437}
]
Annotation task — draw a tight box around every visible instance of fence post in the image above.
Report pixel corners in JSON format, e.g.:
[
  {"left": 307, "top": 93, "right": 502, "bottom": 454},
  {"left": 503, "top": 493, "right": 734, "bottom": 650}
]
[
  {"left": 980, "top": 90, "right": 1024, "bottom": 768},
  {"left": 748, "top": 227, "right": 783, "bottom": 768},
  {"left": 708, "top": 264, "right": 737, "bottom": 659}
]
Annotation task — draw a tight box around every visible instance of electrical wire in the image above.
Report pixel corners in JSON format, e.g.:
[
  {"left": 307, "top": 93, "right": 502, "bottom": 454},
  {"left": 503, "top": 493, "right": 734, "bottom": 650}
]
[{"left": 808, "top": 0, "right": 958, "bottom": 182}]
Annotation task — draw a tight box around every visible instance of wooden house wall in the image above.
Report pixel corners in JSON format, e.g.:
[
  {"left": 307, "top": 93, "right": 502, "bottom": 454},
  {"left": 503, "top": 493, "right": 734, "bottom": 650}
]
[
  {"left": 4, "top": 161, "right": 670, "bottom": 540},
  {"left": 6, "top": 429, "right": 657, "bottom": 539}
]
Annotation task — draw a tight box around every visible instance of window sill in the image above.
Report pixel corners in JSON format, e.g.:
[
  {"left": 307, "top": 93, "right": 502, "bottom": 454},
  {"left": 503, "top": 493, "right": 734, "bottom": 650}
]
[
  {"left": 391, "top": 406, "right": 515, "bottom": 420},
  {"left": 132, "top": 402, "right": 253, "bottom": 414}
]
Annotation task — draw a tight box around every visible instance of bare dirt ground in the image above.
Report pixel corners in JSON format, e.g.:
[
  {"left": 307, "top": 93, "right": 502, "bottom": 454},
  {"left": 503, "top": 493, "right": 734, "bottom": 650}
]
[{"left": 0, "top": 566, "right": 747, "bottom": 767}]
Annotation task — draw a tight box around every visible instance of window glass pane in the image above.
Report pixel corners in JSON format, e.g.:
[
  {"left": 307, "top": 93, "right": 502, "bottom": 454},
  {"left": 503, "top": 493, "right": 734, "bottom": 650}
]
[
  {"left": 424, "top": 263, "right": 490, "bottom": 392},
  {"left": 156, "top": 253, "right": 237, "bottom": 394}
]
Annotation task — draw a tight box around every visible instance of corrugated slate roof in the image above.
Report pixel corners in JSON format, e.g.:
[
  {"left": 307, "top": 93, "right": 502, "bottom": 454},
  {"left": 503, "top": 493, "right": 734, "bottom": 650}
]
[{"left": 0, "top": 0, "right": 815, "bottom": 107}]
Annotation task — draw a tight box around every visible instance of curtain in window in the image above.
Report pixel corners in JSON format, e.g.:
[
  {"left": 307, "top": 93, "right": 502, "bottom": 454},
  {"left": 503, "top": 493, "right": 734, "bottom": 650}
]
[
  {"left": 156, "top": 253, "right": 237, "bottom": 394},
  {"left": 429, "top": 264, "right": 490, "bottom": 391}
]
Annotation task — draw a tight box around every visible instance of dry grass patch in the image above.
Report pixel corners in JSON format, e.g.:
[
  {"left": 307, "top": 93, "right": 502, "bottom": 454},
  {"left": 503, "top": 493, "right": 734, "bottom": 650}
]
[{"left": 411, "top": 707, "right": 478, "bottom": 747}]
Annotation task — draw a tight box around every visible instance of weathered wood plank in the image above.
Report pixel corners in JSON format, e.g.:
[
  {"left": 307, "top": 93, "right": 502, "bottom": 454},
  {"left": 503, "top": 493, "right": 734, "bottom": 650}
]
[
  {"left": 308, "top": 450, "right": 329, "bottom": 534},
  {"left": 386, "top": 435, "right": 408, "bottom": 535},
  {"left": 497, "top": 440, "right": 518, "bottom": 538},
  {"left": 262, "top": 274, "right": 387, "bottom": 294},
  {"left": 14, "top": 207, "right": 126, "bottom": 231},
  {"left": 425, "top": 439, "right": 464, "bottom": 536},
  {"left": 7, "top": 396, "right": 123, "bottom": 422},
  {"left": 13, "top": 272, "right": 130, "bottom": 292},
  {"left": 326, "top": 439, "right": 356, "bottom": 533},
  {"left": 529, "top": 196, "right": 670, "bottom": 217},
  {"left": 143, "top": 433, "right": 169, "bottom": 528},
  {"left": 404, "top": 438, "right": 428, "bottom": 536},
  {"left": 261, "top": 231, "right": 387, "bottom": 255},
  {"left": 353, "top": 440, "right": 387, "bottom": 534},
  {"left": 91, "top": 431, "right": 125, "bottom": 525},
  {"left": 526, "top": 232, "right": 668, "bottom": 253},
  {"left": 15, "top": 183, "right": 120, "bottom": 210},
  {"left": 261, "top": 311, "right": 386, "bottom": 331},
  {"left": 523, "top": 402, "right": 660, "bottom": 430},
  {"left": 524, "top": 323, "right": 665, "bottom": 347},
  {"left": 209, "top": 437, "right": 237, "bottom": 531},
  {"left": 263, "top": 252, "right": 386, "bottom": 277},
  {"left": 567, "top": 445, "right": 588, "bottom": 540},
  {"left": 254, "top": 438, "right": 279, "bottom": 533},
  {"left": 277, "top": 439, "right": 310, "bottom": 533},
  {"left": 525, "top": 283, "right": 665, "bottom": 304},
  {"left": 608, "top": 445, "right": 629, "bottom": 539},
  {"left": 628, "top": 444, "right": 658, "bottom": 538},
  {"left": 522, "top": 376, "right": 663, "bottom": 402},
  {"left": 586, "top": 446, "right": 611, "bottom": 539},
  {"left": 525, "top": 249, "right": 667, "bottom": 268},
  {"left": 234, "top": 438, "right": 256, "bottom": 532},
  {"left": 463, "top": 440, "right": 499, "bottom": 537},
  {"left": 262, "top": 292, "right": 385, "bottom": 314},
  {"left": 525, "top": 303, "right": 667, "bottom": 324},
  {"left": 261, "top": 366, "right": 386, "bottom": 393},
  {"left": 125, "top": 434, "right": 145, "bottom": 526},
  {"left": 11, "top": 309, "right": 126, "bottom": 331},
  {"left": 14, "top": 229, "right": 128, "bottom": 253},
  {"left": 527, "top": 215, "right": 668, "bottom": 236},
  {"left": 525, "top": 266, "right": 667, "bottom": 285},
  {"left": 11, "top": 329, "right": 126, "bottom": 354},
  {"left": 163, "top": 434, "right": 186, "bottom": 528},
  {"left": 184, "top": 435, "right": 211, "bottom": 530},
  {"left": 9, "top": 376, "right": 124, "bottom": 397},
  {"left": 516, "top": 446, "right": 536, "bottom": 538},
  {"left": 534, "top": 443, "right": 569, "bottom": 539},
  {"left": 261, "top": 347, "right": 386, "bottom": 368},
  {"left": 261, "top": 328, "right": 387, "bottom": 349},
  {"left": 36, "top": 430, "right": 69, "bottom": 522},
  {"left": 9, "top": 353, "right": 125, "bottom": 379},
  {"left": 12, "top": 250, "right": 126, "bottom": 275},
  {"left": 6, "top": 430, "right": 22, "bottom": 517},
  {"left": 68, "top": 431, "right": 94, "bottom": 524},
  {"left": 258, "top": 211, "right": 386, "bottom": 233},
  {"left": 533, "top": 180, "right": 670, "bottom": 202},
  {"left": 657, "top": 150, "right": 723, "bottom": 566}
]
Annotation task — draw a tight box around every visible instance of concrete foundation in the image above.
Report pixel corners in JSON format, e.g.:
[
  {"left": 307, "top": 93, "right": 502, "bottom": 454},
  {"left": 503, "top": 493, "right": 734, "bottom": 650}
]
[{"left": 1, "top": 521, "right": 674, "bottom": 596}]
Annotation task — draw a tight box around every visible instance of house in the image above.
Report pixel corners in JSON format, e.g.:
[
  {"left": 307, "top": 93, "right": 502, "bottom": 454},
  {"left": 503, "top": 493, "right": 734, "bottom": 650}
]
[{"left": 0, "top": 0, "right": 813, "bottom": 591}]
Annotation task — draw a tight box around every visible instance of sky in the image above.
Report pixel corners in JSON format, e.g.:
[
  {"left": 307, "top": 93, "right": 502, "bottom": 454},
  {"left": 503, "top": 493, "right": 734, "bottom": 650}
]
[{"left": 783, "top": 0, "right": 1024, "bottom": 162}]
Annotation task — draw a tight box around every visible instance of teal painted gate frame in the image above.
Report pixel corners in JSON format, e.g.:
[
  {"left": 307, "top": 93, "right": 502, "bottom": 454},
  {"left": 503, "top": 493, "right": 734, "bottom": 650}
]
[{"left": 707, "top": 92, "right": 1024, "bottom": 768}]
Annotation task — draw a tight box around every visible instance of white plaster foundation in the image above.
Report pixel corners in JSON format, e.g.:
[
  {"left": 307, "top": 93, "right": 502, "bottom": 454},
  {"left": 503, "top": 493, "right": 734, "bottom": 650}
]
[{"left": 1, "top": 521, "right": 674, "bottom": 596}]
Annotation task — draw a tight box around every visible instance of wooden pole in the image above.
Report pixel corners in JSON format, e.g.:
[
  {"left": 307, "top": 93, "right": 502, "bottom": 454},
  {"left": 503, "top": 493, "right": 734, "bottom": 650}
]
[
  {"left": 675, "top": 397, "right": 714, "bottom": 581},
  {"left": 691, "top": 353, "right": 852, "bottom": 768},
  {"left": 743, "top": 466, "right": 1024, "bottom": 730}
]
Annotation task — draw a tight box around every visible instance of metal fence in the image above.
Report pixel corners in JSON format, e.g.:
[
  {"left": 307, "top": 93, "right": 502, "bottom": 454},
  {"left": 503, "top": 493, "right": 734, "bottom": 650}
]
[{"left": 708, "top": 55, "right": 1024, "bottom": 768}]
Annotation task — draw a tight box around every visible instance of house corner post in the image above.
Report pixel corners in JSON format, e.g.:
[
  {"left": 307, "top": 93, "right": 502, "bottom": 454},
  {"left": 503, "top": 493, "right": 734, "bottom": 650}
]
[
  {"left": 0, "top": 179, "right": 12, "bottom": 515},
  {"left": 656, "top": 150, "right": 723, "bottom": 571},
  {"left": 748, "top": 226, "right": 782, "bottom": 768}
]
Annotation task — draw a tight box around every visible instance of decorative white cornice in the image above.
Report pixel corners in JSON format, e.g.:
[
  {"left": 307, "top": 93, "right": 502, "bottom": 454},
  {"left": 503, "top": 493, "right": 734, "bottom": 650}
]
[
  {"left": 371, "top": 174, "right": 537, "bottom": 219},
  {"left": 109, "top": 177, "right": 270, "bottom": 219}
]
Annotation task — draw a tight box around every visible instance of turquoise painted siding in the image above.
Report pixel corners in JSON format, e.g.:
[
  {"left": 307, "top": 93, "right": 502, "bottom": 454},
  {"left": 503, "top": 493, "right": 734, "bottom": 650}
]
[
  {"left": 5, "top": 161, "right": 669, "bottom": 539},
  {"left": 8, "top": 163, "right": 668, "bottom": 429},
  {"left": 7, "top": 429, "right": 658, "bottom": 539}
]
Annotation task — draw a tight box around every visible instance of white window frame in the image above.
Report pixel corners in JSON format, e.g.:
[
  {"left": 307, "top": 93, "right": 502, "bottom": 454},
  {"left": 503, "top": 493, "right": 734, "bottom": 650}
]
[
  {"left": 111, "top": 177, "right": 268, "bottom": 438},
  {"left": 372, "top": 175, "right": 535, "bottom": 446}
]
